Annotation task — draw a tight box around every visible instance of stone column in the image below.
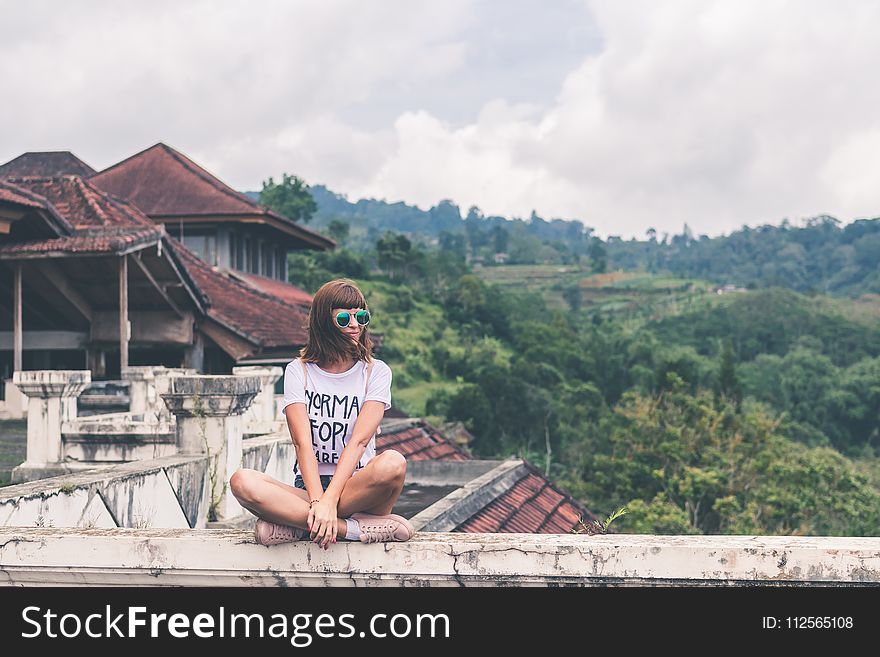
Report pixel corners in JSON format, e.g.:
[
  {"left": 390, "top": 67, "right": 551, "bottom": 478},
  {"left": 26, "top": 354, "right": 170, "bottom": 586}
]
[
  {"left": 160, "top": 375, "right": 260, "bottom": 521},
  {"left": 232, "top": 366, "right": 282, "bottom": 434},
  {"left": 121, "top": 366, "right": 156, "bottom": 419},
  {"left": 11, "top": 370, "right": 91, "bottom": 483}
]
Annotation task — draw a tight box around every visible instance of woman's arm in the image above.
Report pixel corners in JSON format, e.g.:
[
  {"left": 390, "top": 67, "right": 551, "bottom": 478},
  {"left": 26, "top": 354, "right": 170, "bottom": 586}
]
[
  {"left": 323, "top": 399, "right": 384, "bottom": 502},
  {"left": 308, "top": 400, "right": 385, "bottom": 547},
  {"left": 283, "top": 403, "right": 323, "bottom": 506}
]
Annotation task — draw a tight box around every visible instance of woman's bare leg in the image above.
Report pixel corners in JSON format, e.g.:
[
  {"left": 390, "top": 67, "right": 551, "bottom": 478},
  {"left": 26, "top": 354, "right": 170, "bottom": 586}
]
[
  {"left": 230, "top": 449, "right": 408, "bottom": 539},
  {"left": 336, "top": 450, "right": 407, "bottom": 518},
  {"left": 229, "top": 469, "right": 347, "bottom": 536}
]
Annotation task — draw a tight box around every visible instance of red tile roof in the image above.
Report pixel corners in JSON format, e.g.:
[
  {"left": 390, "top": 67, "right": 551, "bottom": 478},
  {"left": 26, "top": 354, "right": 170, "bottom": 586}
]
[
  {"left": 0, "top": 228, "right": 163, "bottom": 257},
  {"left": 168, "top": 238, "right": 310, "bottom": 348},
  {"left": 0, "top": 179, "right": 50, "bottom": 209},
  {"left": 7, "top": 176, "right": 155, "bottom": 230},
  {"left": 90, "top": 143, "right": 334, "bottom": 249},
  {"left": 231, "top": 271, "right": 313, "bottom": 308},
  {"left": 0, "top": 151, "right": 96, "bottom": 178},
  {"left": 377, "top": 420, "right": 471, "bottom": 461},
  {"left": 454, "top": 462, "right": 597, "bottom": 534},
  {"left": 0, "top": 176, "right": 162, "bottom": 258}
]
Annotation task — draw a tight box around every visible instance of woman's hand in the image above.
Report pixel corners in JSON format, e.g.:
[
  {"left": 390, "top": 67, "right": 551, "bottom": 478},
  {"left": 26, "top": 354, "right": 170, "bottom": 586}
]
[{"left": 308, "top": 498, "right": 338, "bottom": 550}]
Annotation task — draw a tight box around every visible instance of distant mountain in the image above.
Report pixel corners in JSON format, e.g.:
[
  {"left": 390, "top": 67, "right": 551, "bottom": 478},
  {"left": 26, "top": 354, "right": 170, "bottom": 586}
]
[
  {"left": 605, "top": 215, "right": 880, "bottom": 297},
  {"left": 246, "top": 183, "right": 880, "bottom": 297}
]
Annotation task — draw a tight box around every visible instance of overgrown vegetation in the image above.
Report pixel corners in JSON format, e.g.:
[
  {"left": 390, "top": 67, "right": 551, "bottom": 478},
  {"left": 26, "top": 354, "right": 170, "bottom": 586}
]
[{"left": 282, "top": 212, "right": 880, "bottom": 536}]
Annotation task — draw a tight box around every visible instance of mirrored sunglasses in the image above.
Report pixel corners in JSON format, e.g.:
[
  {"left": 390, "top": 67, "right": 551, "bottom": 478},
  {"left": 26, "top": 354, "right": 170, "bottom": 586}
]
[{"left": 334, "top": 310, "right": 371, "bottom": 328}]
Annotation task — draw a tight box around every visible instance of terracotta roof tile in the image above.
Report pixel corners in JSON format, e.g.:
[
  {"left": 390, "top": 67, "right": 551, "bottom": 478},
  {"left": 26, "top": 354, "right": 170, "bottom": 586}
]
[
  {"left": 6, "top": 176, "right": 155, "bottom": 229},
  {"left": 169, "top": 238, "right": 309, "bottom": 348},
  {"left": 0, "top": 177, "right": 161, "bottom": 257},
  {"left": 0, "top": 151, "right": 96, "bottom": 177},
  {"left": 455, "top": 462, "right": 597, "bottom": 534},
  {"left": 376, "top": 420, "right": 471, "bottom": 461},
  {"left": 0, "top": 228, "right": 161, "bottom": 257},
  {"left": 0, "top": 179, "right": 49, "bottom": 209}
]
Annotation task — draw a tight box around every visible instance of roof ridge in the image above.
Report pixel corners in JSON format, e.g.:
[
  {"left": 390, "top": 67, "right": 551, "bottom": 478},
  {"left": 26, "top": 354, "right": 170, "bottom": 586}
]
[
  {"left": 71, "top": 176, "right": 112, "bottom": 226},
  {"left": 90, "top": 142, "right": 164, "bottom": 178},
  {"left": 158, "top": 143, "right": 263, "bottom": 212}
]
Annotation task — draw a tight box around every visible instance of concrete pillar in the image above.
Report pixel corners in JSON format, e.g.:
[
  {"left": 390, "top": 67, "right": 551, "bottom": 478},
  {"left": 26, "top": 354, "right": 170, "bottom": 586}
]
[
  {"left": 11, "top": 370, "right": 91, "bottom": 483},
  {"left": 232, "top": 366, "right": 282, "bottom": 434},
  {"left": 159, "top": 375, "right": 260, "bottom": 521},
  {"left": 121, "top": 366, "right": 156, "bottom": 418}
]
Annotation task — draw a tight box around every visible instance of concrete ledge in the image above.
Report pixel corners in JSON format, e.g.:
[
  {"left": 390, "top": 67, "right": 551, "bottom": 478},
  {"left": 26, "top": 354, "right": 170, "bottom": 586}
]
[{"left": 1, "top": 528, "right": 878, "bottom": 587}]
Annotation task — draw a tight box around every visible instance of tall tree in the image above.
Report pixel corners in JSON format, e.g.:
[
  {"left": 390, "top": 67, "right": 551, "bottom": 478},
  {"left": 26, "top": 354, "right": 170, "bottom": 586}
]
[{"left": 260, "top": 173, "right": 317, "bottom": 223}]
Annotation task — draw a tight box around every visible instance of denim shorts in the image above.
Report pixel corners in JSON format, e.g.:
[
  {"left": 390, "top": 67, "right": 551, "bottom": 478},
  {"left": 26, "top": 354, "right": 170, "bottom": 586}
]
[{"left": 294, "top": 474, "right": 333, "bottom": 491}]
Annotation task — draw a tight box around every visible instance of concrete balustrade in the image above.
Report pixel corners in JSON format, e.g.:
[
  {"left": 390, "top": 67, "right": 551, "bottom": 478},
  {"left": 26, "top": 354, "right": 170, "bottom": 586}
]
[
  {"left": 160, "top": 375, "right": 260, "bottom": 521},
  {"left": 232, "top": 366, "right": 283, "bottom": 435},
  {"left": 10, "top": 370, "right": 91, "bottom": 483}
]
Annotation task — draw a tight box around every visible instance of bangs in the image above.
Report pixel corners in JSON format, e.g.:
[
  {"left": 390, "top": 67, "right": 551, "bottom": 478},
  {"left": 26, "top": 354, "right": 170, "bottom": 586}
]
[{"left": 329, "top": 284, "right": 367, "bottom": 309}]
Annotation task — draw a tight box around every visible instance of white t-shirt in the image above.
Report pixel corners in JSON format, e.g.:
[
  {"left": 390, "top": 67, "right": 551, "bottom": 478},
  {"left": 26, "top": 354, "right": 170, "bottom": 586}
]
[{"left": 282, "top": 358, "right": 392, "bottom": 476}]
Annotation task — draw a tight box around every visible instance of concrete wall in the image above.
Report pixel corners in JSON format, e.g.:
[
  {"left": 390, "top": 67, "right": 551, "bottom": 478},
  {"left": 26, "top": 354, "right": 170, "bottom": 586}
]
[{"left": 0, "top": 431, "right": 295, "bottom": 531}]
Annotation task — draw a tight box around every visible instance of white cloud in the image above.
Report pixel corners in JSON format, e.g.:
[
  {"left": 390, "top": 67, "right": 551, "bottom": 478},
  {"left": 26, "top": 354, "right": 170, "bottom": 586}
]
[
  {"left": 2, "top": 1, "right": 880, "bottom": 239},
  {"left": 341, "top": 1, "right": 880, "bottom": 238}
]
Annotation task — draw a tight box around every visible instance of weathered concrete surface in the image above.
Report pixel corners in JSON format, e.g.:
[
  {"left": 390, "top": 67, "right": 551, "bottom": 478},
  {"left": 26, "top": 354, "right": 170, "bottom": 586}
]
[
  {"left": 62, "top": 425, "right": 176, "bottom": 463},
  {"left": 0, "top": 454, "right": 209, "bottom": 529},
  {"left": 164, "top": 458, "right": 211, "bottom": 529},
  {"left": 0, "top": 529, "right": 878, "bottom": 587}
]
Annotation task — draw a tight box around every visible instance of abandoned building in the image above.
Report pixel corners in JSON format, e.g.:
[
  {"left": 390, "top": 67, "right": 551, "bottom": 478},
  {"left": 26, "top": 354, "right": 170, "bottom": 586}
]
[{"left": 0, "top": 147, "right": 336, "bottom": 415}]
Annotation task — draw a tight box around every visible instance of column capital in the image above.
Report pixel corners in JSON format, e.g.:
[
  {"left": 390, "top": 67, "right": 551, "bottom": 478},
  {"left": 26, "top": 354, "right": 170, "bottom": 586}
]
[
  {"left": 160, "top": 375, "right": 260, "bottom": 418},
  {"left": 13, "top": 370, "right": 91, "bottom": 398}
]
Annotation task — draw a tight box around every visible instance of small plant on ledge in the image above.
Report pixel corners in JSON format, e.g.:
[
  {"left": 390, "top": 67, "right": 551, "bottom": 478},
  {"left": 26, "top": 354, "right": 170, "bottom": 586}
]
[{"left": 574, "top": 506, "right": 628, "bottom": 535}]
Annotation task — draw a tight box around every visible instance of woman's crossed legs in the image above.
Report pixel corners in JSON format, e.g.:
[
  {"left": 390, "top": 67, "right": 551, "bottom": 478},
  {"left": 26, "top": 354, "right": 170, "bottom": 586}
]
[{"left": 229, "top": 449, "right": 408, "bottom": 541}]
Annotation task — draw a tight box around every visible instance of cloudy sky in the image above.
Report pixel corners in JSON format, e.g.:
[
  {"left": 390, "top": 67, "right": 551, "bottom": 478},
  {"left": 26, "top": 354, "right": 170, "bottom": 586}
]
[{"left": 2, "top": 0, "right": 879, "bottom": 239}]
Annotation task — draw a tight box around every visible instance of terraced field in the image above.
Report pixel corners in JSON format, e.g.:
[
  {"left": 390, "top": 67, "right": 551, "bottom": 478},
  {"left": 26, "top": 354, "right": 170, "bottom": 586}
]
[{"left": 475, "top": 264, "right": 723, "bottom": 327}]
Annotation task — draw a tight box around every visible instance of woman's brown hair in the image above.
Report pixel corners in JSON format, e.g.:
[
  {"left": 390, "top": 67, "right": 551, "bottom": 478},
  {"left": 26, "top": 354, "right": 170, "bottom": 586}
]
[{"left": 299, "top": 279, "right": 374, "bottom": 365}]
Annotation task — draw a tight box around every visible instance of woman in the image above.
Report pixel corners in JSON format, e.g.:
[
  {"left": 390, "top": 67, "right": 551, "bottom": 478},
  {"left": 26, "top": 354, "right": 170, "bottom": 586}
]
[{"left": 229, "top": 279, "right": 413, "bottom": 549}]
